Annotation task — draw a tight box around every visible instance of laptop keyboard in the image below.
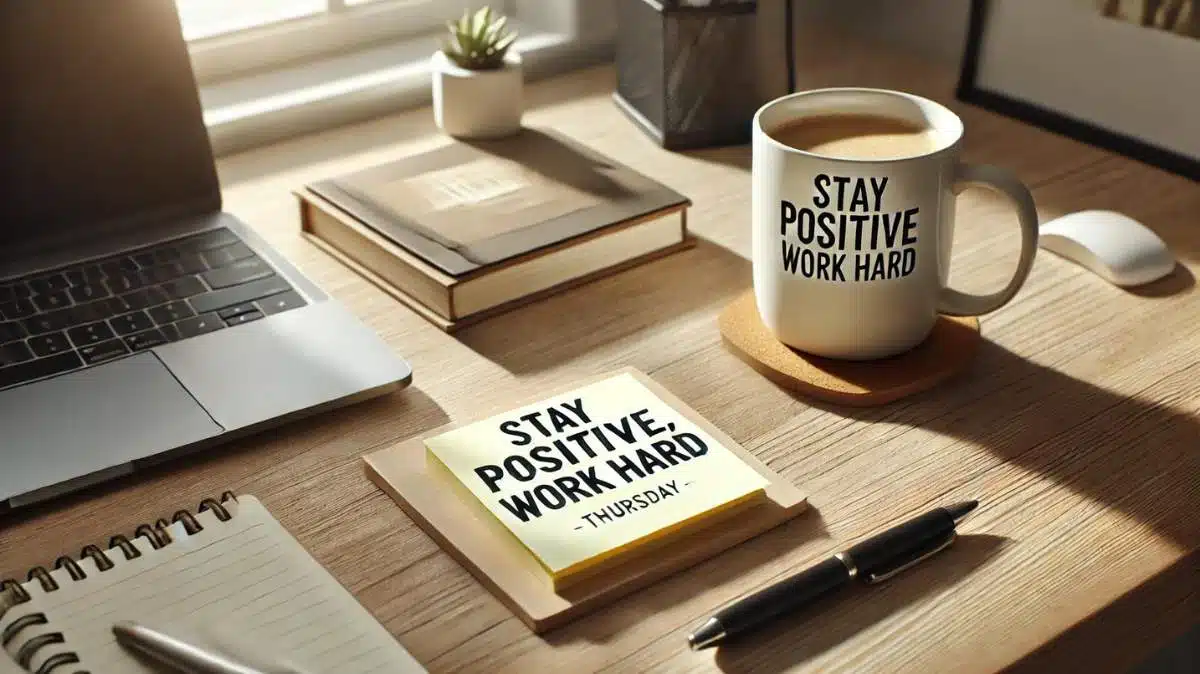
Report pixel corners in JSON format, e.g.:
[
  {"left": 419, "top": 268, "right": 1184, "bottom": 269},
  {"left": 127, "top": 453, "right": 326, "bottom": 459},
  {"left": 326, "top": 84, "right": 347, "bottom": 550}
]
[{"left": 0, "top": 228, "right": 308, "bottom": 391}]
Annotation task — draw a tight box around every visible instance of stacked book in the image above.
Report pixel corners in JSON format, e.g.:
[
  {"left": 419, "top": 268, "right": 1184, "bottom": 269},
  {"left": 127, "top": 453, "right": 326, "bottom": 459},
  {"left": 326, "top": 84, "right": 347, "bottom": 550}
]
[{"left": 296, "top": 129, "right": 692, "bottom": 331}]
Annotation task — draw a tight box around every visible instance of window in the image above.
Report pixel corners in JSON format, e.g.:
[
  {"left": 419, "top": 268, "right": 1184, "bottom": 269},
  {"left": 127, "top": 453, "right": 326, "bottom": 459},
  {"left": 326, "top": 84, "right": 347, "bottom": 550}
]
[
  {"left": 191, "top": 0, "right": 615, "bottom": 156},
  {"left": 180, "top": 0, "right": 478, "bottom": 83}
]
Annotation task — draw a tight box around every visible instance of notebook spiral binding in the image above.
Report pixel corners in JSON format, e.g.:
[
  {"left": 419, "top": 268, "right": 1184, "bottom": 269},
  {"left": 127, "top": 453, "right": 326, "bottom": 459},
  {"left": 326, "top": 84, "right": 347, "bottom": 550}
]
[{"left": 0, "top": 492, "right": 238, "bottom": 674}]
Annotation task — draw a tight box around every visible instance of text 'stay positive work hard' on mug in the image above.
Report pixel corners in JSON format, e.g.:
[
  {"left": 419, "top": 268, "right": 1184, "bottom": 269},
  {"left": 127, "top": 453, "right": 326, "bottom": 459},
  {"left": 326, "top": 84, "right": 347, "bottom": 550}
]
[{"left": 751, "top": 88, "right": 1040, "bottom": 360}]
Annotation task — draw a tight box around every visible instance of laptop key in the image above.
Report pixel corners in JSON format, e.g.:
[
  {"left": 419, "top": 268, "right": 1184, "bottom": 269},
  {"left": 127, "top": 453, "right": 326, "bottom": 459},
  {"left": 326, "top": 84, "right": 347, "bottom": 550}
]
[
  {"left": 177, "top": 253, "right": 208, "bottom": 275},
  {"left": 0, "top": 299, "right": 37, "bottom": 321},
  {"left": 70, "top": 301, "right": 109, "bottom": 324},
  {"left": 202, "top": 243, "right": 255, "bottom": 269},
  {"left": 124, "top": 328, "right": 168, "bottom": 352},
  {"left": 144, "top": 286, "right": 170, "bottom": 307},
  {"left": 63, "top": 270, "right": 87, "bottom": 287},
  {"left": 225, "top": 310, "right": 264, "bottom": 327},
  {"left": 149, "top": 301, "right": 195, "bottom": 325},
  {"left": 179, "top": 228, "right": 239, "bottom": 253},
  {"left": 133, "top": 251, "right": 158, "bottom": 268},
  {"left": 100, "top": 258, "right": 139, "bottom": 277},
  {"left": 0, "top": 286, "right": 15, "bottom": 303},
  {"left": 153, "top": 246, "right": 183, "bottom": 264},
  {"left": 22, "top": 309, "right": 74, "bottom": 335},
  {"left": 79, "top": 339, "right": 130, "bottom": 365},
  {"left": 257, "top": 291, "right": 307, "bottom": 316},
  {"left": 83, "top": 265, "right": 106, "bottom": 283},
  {"left": 0, "top": 341, "right": 34, "bottom": 367},
  {"left": 163, "top": 275, "right": 207, "bottom": 300},
  {"left": 28, "top": 332, "right": 71, "bottom": 357},
  {"left": 105, "top": 294, "right": 134, "bottom": 315},
  {"left": 175, "top": 313, "right": 224, "bottom": 340},
  {"left": 201, "top": 258, "right": 271, "bottom": 290},
  {"left": 217, "top": 303, "right": 257, "bottom": 320},
  {"left": 105, "top": 274, "right": 142, "bottom": 295},
  {"left": 159, "top": 323, "right": 182, "bottom": 342},
  {"left": 111, "top": 311, "right": 155, "bottom": 336},
  {"left": 116, "top": 287, "right": 164, "bottom": 312},
  {"left": 69, "top": 282, "right": 111, "bottom": 304},
  {"left": 28, "top": 274, "right": 69, "bottom": 295},
  {"left": 67, "top": 321, "right": 116, "bottom": 347},
  {"left": 0, "top": 321, "right": 25, "bottom": 343},
  {"left": 0, "top": 351, "right": 83, "bottom": 389},
  {"left": 188, "top": 275, "right": 291, "bottom": 315},
  {"left": 137, "top": 263, "right": 184, "bottom": 287},
  {"left": 33, "top": 291, "right": 72, "bottom": 312}
]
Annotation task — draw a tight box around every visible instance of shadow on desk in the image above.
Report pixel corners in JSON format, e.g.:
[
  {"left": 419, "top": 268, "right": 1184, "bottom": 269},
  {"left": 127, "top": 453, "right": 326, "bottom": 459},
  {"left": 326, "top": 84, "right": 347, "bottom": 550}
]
[
  {"left": 458, "top": 238, "right": 751, "bottom": 374},
  {"left": 806, "top": 336, "right": 1199, "bottom": 548},
  {"left": 1124, "top": 263, "right": 1195, "bottom": 299},
  {"left": 544, "top": 507, "right": 829, "bottom": 646},
  {"left": 713, "top": 534, "right": 1010, "bottom": 674}
]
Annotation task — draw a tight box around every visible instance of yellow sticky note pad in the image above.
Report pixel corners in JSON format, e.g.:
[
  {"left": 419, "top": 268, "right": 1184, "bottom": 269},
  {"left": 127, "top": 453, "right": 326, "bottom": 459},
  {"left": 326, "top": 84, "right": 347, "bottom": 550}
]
[{"left": 425, "top": 372, "right": 770, "bottom": 586}]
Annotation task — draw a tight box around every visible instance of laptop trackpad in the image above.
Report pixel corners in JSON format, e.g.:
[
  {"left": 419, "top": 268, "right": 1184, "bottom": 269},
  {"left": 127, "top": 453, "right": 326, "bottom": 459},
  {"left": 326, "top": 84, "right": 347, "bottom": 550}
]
[{"left": 0, "top": 352, "right": 223, "bottom": 504}]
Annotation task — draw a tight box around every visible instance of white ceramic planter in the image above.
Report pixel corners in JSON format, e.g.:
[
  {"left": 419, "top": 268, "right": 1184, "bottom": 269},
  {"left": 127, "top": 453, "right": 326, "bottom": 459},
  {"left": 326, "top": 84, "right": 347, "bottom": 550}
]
[{"left": 431, "top": 50, "right": 524, "bottom": 139}]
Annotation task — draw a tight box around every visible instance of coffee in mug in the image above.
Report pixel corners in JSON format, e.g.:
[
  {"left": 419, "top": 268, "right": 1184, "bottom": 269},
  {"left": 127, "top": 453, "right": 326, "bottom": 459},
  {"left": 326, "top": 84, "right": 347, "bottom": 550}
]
[
  {"left": 751, "top": 89, "right": 1038, "bottom": 360},
  {"left": 766, "top": 113, "right": 941, "bottom": 160}
]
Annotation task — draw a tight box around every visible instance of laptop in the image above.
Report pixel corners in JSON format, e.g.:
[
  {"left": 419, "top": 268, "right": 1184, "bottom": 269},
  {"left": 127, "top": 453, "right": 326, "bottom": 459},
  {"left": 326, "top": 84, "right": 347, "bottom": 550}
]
[{"left": 0, "top": 1, "right": 413, "bottom": 510}]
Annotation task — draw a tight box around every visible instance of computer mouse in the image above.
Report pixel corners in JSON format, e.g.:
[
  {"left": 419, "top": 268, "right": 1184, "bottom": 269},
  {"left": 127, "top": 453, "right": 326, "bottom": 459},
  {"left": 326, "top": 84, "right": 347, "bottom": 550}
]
[{"left": 1037, "top": 210, "right": 1175, "bottom": 287}]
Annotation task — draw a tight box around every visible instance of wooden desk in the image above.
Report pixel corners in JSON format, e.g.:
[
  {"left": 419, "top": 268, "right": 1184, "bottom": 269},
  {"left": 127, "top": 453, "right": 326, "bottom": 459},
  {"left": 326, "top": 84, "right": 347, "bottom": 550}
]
[{"left": 2, "top": 30, "right": 1196, "bottom": 674}]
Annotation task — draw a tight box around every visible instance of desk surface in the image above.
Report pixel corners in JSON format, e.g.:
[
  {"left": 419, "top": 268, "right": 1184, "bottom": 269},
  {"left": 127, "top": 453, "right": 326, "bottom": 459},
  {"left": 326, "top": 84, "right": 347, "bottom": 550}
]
[{"left": 2, "top": 30, "right": 1197, "bottom": 674}]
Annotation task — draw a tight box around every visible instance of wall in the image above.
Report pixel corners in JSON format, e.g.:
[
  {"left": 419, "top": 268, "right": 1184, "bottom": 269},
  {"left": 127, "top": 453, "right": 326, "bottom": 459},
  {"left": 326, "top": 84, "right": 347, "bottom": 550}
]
[{"left": 793, "top": 0, "right": 970, "bottom": 67}]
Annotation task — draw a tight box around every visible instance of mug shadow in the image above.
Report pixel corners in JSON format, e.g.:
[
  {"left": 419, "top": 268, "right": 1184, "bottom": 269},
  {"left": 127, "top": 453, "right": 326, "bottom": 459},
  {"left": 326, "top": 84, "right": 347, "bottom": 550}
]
[
  {"left": 801, "top": 337, "right": 1199, "bottom": 548},
  {"left": 713, "top": 534, "right": 1011, "bottom": 674},
  {"left": 799, "top": 316, "right": 979, "bottom": 393}
]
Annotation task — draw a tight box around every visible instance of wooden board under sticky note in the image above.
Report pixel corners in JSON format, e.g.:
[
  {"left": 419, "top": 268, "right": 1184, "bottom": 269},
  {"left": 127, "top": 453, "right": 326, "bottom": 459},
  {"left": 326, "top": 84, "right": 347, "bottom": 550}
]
[{"left": 363, "top": 367, "right": 807, "bottom": 633}]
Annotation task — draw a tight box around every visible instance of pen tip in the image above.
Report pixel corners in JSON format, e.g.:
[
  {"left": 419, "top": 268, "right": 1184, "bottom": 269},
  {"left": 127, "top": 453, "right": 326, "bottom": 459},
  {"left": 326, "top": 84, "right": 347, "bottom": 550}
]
[
  {"left": 946, "top": 500, "right": 978, "bottom": 522},
  {"left": 686, "top": 618, "right": 725, "bottom": 651}
]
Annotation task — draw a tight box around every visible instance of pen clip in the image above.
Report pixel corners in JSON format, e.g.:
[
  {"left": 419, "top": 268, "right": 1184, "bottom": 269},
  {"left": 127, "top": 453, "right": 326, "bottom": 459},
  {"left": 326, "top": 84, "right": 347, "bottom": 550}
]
[{"left": 862, "top": 532, "right": 956, "bottom": 584}]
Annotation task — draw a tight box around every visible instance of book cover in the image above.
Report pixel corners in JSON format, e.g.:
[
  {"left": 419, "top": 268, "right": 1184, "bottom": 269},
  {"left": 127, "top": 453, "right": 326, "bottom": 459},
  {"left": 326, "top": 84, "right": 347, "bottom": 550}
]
[
  {"left": 425, "top": 372, "right": 770, "bottom": 586},
  {"left": 305, "top": 128, "right": 690, "bottom": 276}
]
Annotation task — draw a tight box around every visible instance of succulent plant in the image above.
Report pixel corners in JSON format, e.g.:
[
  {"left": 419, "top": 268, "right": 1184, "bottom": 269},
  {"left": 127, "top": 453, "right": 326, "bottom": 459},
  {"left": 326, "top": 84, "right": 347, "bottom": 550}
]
[{"left": 442, "top": 6, "right": 518, "bottom": 70}]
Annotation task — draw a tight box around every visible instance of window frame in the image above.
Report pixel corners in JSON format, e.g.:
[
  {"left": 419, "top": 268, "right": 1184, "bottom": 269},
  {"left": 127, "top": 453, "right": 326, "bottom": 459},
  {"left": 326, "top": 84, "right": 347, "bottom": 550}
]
[
  {"left": 198, "top": 0, "right": 615, "bottom": 156},
  {"left": 187, "top": 0, "right": 480, "bottom": 85}
]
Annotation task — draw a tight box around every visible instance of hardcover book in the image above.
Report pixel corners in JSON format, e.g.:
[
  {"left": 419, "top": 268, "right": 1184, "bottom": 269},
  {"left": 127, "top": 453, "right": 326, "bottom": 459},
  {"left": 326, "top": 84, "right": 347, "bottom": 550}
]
[
  {"left": 296, "top": 128, "right": 692, "bottom": 330},
  {"left": 424, "top": 371, "right": 770, "bottom": 588}
]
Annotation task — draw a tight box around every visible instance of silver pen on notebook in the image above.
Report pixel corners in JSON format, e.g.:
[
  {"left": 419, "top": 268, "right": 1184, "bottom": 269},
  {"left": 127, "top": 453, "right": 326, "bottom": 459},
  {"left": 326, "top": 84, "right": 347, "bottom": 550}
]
[{"left": 112, "top": 621, "right": 266, "bottom": 674}]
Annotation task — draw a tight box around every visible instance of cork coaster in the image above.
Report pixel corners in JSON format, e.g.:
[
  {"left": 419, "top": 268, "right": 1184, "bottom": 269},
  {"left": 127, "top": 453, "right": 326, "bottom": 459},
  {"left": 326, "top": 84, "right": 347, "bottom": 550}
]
[{"left": 718, "top": 291, "right": 980, "bottom": 406}]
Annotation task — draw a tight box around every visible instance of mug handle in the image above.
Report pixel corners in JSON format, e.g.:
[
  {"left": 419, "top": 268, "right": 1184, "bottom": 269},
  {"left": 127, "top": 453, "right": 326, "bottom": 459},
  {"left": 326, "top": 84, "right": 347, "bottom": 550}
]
[{"left": 938, "top": 163, "right": 1040, "bottom": 316}]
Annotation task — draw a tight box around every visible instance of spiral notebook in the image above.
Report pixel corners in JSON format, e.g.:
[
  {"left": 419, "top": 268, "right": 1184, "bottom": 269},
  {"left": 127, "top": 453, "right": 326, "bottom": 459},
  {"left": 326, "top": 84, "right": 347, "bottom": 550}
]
[{"left": 0, "top": 494, "right": 426, "bottom": 674}]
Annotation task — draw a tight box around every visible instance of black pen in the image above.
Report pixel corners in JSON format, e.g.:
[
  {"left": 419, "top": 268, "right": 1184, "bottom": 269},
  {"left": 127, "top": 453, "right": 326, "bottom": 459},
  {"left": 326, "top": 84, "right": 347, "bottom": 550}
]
[{"left": 687, "top": 500, "right": 979, "bottom": 650}]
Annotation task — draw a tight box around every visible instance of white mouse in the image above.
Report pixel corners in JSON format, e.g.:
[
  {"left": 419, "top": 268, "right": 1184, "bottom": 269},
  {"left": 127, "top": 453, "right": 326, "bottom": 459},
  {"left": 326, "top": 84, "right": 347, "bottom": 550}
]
[{"left": 1037, "top": 210, "right": 1176, "bottom": 287}]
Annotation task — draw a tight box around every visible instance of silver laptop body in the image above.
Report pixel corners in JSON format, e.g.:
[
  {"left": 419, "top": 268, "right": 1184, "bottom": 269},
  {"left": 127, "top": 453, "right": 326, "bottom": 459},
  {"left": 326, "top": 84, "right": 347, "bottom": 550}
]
[{"left": 0, "top": 1, "right": 412, "bottom": 510}]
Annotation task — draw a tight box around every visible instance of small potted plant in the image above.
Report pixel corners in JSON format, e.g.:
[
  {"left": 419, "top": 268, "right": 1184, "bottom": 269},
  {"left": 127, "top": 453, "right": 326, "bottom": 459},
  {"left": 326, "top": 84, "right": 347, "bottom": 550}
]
[{"left": 432, "top": 6, "right": 522, "bottom": 139}]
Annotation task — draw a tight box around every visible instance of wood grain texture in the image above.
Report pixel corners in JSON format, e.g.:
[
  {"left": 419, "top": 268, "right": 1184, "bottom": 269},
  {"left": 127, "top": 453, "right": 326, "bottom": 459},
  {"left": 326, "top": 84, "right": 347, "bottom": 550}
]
[{"left": 1, "top": 24, "right": 1197, "bottom": 674}]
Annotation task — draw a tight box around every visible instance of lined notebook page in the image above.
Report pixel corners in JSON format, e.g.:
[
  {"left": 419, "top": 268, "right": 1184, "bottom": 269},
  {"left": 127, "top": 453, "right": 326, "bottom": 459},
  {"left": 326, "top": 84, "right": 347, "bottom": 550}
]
[{"left": 4, "top": 496, "right": 424, "bottom": 674}]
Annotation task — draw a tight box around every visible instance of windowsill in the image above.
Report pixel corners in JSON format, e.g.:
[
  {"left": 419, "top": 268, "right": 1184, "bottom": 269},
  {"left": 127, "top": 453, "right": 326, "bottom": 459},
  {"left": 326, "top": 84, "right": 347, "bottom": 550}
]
[{"left": 200, "top": 25, "right": 613, "bottom": 157}]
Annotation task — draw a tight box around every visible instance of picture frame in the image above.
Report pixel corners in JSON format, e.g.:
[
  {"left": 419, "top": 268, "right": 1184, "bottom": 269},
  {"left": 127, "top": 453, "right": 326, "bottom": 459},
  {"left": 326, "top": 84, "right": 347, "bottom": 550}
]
[{"left": 957, "top": 0, "right": 1200, "bottom": 181}]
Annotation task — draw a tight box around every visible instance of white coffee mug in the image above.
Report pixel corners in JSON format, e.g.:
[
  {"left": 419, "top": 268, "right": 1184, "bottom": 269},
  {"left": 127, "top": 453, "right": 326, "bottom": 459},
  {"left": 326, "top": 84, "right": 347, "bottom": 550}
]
[{"left": 751, "top": 88, "right": 1039, "bottom": 360}]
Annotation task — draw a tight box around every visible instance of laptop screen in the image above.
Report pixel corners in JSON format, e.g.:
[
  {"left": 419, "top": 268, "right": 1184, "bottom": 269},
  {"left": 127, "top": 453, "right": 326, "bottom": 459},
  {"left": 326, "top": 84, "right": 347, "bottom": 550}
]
[{"left": 0, "top": 1, "right": 220, "bottom": 248}]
